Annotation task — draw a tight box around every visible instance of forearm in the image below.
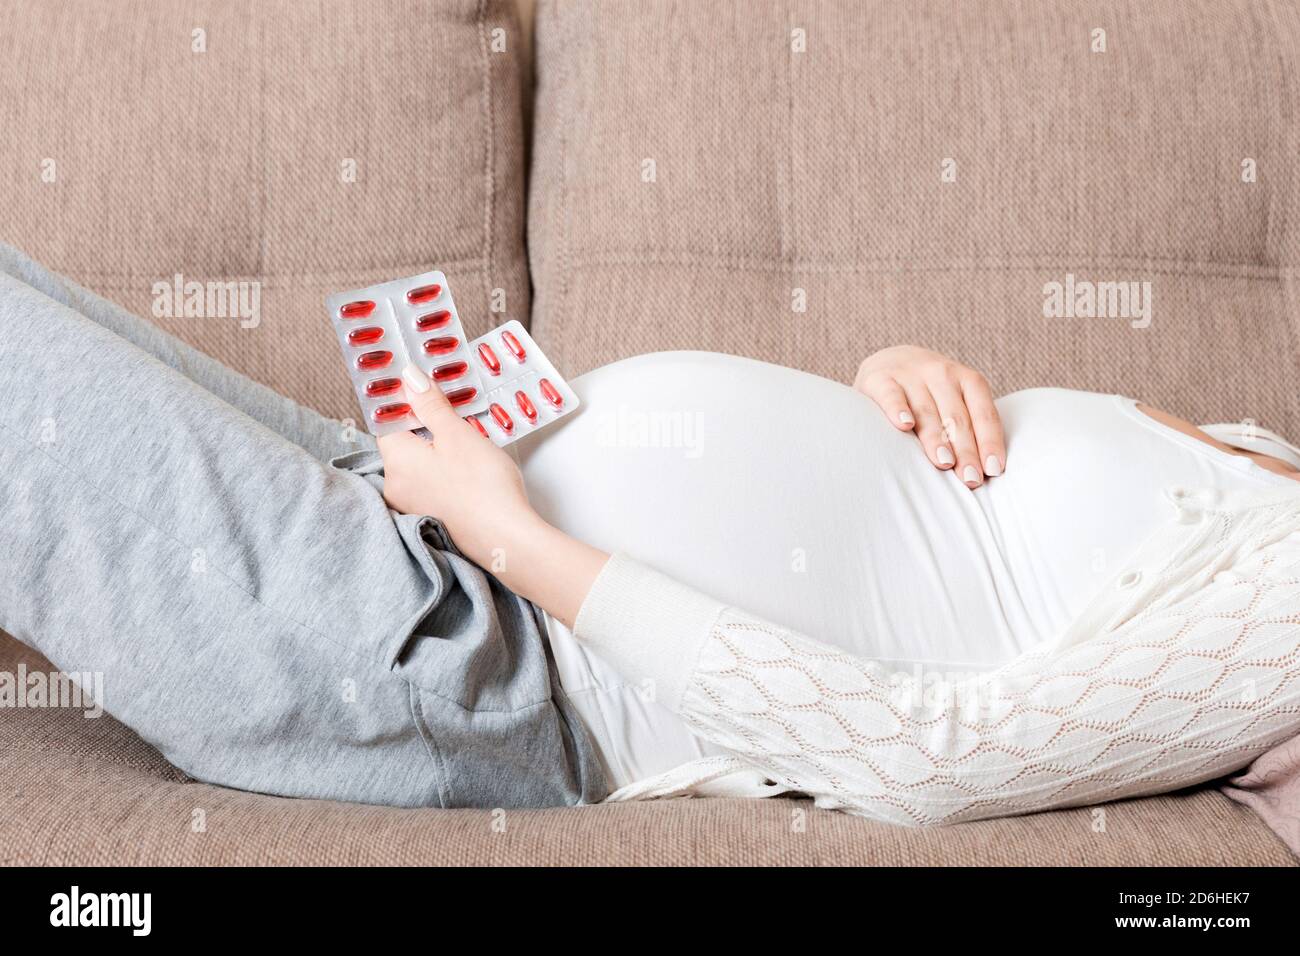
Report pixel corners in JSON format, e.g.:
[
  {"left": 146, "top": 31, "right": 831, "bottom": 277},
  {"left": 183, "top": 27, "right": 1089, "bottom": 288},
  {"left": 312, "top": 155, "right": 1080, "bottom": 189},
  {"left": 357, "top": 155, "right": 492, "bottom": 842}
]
[{"left": 487, "top": 513, "right": 610, "bottom": 630}]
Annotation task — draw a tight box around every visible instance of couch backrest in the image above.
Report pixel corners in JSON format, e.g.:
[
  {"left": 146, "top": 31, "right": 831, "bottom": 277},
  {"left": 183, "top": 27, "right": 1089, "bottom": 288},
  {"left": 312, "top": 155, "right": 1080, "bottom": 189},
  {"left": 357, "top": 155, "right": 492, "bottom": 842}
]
[
  {"left": 0, "top": 0, "right": 530, "bottom": 422},
  {"left": 527, "top": 0, "right": 1300, "bottom": 434}
]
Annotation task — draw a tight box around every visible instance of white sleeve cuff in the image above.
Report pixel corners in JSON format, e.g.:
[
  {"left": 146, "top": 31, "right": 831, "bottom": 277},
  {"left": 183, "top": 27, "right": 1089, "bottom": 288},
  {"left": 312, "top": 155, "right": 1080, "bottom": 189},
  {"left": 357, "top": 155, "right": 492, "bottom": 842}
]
[{"left": 572, "top": 553, "right": 727, "bottom": 712}]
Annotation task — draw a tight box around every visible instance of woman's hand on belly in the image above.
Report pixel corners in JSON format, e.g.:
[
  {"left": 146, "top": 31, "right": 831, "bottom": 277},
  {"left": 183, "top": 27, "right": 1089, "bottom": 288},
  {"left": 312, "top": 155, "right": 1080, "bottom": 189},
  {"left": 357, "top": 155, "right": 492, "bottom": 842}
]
[
  {"left": 854, "top": 345, "right": 1006, "bottom": 488},
  {"left": 378, "top": 363, "right": 609, "bottom": 627}
]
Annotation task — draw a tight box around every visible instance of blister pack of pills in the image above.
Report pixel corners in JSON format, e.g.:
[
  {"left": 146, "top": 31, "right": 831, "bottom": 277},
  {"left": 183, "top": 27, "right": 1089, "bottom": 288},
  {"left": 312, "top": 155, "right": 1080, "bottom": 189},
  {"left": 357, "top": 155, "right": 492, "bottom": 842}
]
[
  {"left": 326, "top": 271, "right": 485, "bottom": 435},
  {"left": 326, "top": 272, "right": 579, "bottom": 444},
  {"left": 461, "top": 319, "right": 580, "bottom": 447}
]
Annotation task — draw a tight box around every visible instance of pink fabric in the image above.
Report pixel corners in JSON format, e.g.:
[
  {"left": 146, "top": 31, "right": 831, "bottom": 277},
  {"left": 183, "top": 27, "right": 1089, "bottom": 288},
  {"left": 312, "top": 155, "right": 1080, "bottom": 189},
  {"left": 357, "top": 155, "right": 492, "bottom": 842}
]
[{"left": 1222, "top": 737, "right": 1300, "bottom": 856}]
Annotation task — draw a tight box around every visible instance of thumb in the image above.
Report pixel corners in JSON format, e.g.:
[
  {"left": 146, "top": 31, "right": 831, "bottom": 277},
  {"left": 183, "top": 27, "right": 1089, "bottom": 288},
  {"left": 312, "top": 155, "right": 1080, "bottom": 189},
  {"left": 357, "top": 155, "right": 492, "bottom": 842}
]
[{"left": 401, "top": 362, "right": 460, "bottom": 430}]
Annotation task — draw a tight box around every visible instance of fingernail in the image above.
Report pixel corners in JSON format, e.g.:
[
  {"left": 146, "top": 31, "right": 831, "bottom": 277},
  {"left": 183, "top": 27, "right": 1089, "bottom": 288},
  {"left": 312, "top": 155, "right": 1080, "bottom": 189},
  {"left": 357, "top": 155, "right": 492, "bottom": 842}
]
[
  {"left": 963, "top": 465, "right": 981, "bottom": 486},
  {"left": 402, "top": 362, "right": 430, "bottom": 394},
  {"left": 937, "top": 446, "right": 954, "bottom": 466},
  {"left": 898, "top": 410, "right": 915, "bottom": 426},
  {"left": 985, "top": 455, "right": 1003, "bottom": 477}
]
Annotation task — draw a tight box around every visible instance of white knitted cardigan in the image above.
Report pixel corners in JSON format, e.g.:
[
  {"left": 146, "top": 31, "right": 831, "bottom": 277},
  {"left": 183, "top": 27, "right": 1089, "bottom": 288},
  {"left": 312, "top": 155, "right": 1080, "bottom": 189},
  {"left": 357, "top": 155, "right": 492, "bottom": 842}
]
[{"left": 573, "top": 483, "right": 1300, "bottom": 825}]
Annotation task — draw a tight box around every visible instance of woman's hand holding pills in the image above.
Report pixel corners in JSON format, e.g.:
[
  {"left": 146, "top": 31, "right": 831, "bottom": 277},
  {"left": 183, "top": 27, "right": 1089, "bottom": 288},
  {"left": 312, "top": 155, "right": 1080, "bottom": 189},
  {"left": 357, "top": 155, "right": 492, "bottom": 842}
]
[
  {"left": 854, "top": 345, "right": 1006, "bottom": 488},
  {"left": 378, "top": 362, "right": 609, "bottom": 628},
  {"left": 378, "top": 363, "right": 533, "bottom": 565}
]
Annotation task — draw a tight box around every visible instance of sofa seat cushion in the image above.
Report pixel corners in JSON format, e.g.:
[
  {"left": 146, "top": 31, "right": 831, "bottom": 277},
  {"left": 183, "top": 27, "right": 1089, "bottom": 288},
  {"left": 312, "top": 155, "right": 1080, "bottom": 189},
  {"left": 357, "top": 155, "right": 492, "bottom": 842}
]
[{"left": 1, "top": 633, "right": 1293, "bottom": 865}]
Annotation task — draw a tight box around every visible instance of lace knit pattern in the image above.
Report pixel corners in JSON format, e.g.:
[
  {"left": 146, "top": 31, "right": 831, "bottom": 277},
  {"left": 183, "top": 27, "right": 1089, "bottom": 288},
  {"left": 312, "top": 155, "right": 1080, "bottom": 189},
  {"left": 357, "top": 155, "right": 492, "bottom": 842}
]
[{"left": 678, "top": 508, "right": 1300, "bottom": 826}]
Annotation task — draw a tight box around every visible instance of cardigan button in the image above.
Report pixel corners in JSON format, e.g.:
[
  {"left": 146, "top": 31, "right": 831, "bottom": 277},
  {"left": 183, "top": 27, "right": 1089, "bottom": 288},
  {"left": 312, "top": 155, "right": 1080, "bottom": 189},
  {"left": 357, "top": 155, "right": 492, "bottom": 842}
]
[{"left": 1118, "top": 570, "right": 1142, "bottom": 589}]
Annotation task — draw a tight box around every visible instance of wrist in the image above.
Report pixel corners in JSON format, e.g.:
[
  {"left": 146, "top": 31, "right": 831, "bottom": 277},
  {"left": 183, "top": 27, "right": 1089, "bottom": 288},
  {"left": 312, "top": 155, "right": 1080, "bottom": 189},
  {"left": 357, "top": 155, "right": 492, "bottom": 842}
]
[{"left": 488, "top": 512, "right": 609, "bottom": 628}]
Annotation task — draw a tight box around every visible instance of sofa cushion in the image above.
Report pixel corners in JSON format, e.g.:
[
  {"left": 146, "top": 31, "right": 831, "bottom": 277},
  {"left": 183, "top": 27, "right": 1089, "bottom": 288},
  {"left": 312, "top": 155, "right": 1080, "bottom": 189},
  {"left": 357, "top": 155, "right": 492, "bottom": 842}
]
[
  {"left": 2, "top": 631, "right": 1292, "bottom": 866},
  {"left": 527, "top": 0, "right": 1300, "bottom": 436},
  {"left": 0, "top": 0, "right": 530, "bottom": 422}
]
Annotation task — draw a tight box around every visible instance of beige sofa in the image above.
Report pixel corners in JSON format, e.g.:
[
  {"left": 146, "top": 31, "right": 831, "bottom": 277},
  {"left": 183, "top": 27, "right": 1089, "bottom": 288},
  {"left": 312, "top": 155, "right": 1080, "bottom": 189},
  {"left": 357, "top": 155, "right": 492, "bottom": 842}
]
[{"left": 1, "top": 0, "right": 1297, "bottom": 865}]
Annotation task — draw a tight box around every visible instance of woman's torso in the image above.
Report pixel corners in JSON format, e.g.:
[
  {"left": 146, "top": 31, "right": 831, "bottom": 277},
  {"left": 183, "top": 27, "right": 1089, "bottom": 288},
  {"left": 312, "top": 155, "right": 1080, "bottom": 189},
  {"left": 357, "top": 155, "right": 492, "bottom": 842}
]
[{"left": 514, "top": 352, "right": 1292, "bottom": 788}]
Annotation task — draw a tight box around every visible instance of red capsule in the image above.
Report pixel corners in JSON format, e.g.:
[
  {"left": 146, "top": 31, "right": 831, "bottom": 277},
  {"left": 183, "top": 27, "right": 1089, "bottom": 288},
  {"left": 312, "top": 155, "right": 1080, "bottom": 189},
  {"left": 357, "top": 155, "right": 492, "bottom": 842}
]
[
  {"left": 514, "top": 390, "right": 538, "bottom": 423},
  {"left": 356, "top": 350, "right": 393, "bottom": 371},
  {"left": 340, "top": 300, "right": 375, "bottom": 319},
  {"left": 477, "top": 343, "right": 501, "bottom": 375},
  {"left": 538, "top": 378, "right": 564, "bottom": 409},
  {"left": 445, "top": 386, "right": 478, "bottom": 407},
  {"left": 347, "top": 326, "right": 384, "bottom": 346},
  {"left": 501, "top": 330, "right": 526, "bottom": 362},
  {"left": 415, "top": 310, "right": 452, "bottom": 332},
  {"left": 489, "top": 402, "right": 514, "bottom": 434},
  {"left": 372, "top": 402, "right": 412, "bottom": 424},
  {"left": 422, "top": 336, "right": 459, "bottom": 356},
  {"left": 466, "top": 416, "right": 489, "bottom": 438},
  {"left": 432, "top": 361, "right": 468, "bottom": 382},
  {"left": 365, "top": 377, "right": 403, "bottom": 397},
  {"left": 406, "top": 283, "right": 442, "bottom": 304}
]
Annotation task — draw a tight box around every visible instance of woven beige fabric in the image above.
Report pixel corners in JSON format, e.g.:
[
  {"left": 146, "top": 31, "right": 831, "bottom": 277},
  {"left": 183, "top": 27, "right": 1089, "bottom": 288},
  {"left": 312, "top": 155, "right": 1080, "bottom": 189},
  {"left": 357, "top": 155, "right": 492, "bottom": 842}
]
[
  {"left": 527, "top": 0, "right": 1300, "bottom": 436},
  {"left": 0, "top": 0, "right": 530, "bottom": 422},
  {"left": 1, "top": 634, "right": 1292, "bottom": 866}
]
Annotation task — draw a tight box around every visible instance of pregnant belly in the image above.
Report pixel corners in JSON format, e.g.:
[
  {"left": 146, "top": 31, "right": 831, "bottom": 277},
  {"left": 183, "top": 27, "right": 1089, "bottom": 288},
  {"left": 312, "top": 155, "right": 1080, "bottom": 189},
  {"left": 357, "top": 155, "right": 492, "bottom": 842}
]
[
  {"left": 520, "top": 352, "right": 1289, "bottom": 661},
  {"left": 521, "top": 353, "right": 1099, "bottom": 665}
]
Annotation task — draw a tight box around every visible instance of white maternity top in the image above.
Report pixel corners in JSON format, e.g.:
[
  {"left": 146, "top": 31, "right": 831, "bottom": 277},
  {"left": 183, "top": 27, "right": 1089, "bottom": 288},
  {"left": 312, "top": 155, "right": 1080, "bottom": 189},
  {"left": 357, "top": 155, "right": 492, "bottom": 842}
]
[{"left": 513, "top": 352, "right": 1295, "bottom": 793}]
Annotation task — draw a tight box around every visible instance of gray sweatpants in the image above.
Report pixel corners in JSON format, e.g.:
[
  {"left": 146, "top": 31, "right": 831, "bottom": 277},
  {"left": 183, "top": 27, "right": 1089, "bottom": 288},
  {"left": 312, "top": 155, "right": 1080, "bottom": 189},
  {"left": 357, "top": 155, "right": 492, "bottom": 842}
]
[{"left": 0, "top": 244, "right": 606, "bottom": 809}]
